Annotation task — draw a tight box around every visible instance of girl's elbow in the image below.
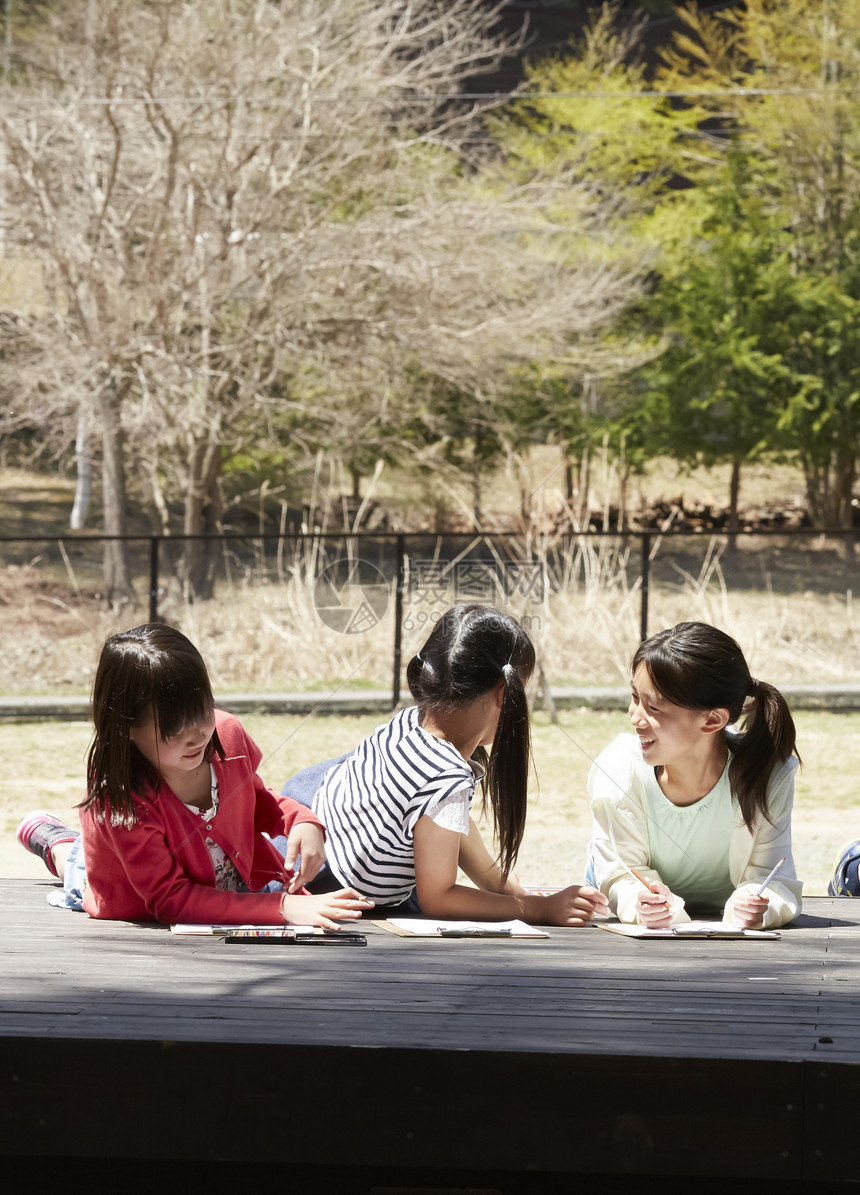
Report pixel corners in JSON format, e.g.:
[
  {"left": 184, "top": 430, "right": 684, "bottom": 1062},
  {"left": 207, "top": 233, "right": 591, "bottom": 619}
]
[
  {"left": 414, "top": 884, "right": 452, "bottom": 918},
  {"left": 151, "top": 899, "right": 182, "bottom": 925}
]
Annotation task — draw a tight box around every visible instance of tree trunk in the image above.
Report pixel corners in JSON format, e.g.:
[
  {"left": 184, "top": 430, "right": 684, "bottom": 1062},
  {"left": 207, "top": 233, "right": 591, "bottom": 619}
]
[
  {"left": 803, "top": 452, "right": 856, "bottom": 528},
  {"left": 98, "top": 378, "right": 135, "bottom": 608},
  {"left": 834, "top": 449, "right": 856, "bottom": 531},
  {"left": 727, "top": 456, "right": 741, "bottom": 556},
  {"left": 618, "top": 464, "right": 631, "bottom": 532},
  {"left": 471, "top": 424, "right": 484, "bottom": 531},
  {"left": 580, "top": 448, "right": 591, "bottom": 529},
  {"left": 181, "top": 438, "right": 222, "bottom": 601},
  {"left": 803, "top": 459, "right": 826, "bottom": 529},
  {"left": 835, "top": 447, "right": 856, "bottom": 566},
  {"left": 69, "top": 404, "right": 91, "bottom": 530},
  {"left": 563, "top": 445, "right": 574, "bottom": 504}
]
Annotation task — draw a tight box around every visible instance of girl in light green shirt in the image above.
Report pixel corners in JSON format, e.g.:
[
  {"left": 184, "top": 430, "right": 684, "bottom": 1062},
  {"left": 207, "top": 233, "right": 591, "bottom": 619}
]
[{"left": 587, "top": 621, "right": 802, "bottom": 929}]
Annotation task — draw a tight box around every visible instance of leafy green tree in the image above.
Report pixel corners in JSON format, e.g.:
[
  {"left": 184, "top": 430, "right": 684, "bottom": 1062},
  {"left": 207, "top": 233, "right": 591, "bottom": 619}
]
[
  {"left": 772, "top": 278, "right": 860, "bottom": 529},
  {"left": 617, "top": 166, "right": 796, "bottom": 535},
  {"left": 487, "top": 3, "right": 697, "bottom": 519},
  {"left": 500, "top": 2, "right": 713, "bottom": 245},
  {"left": 491, "top": 0, "right": 860, "bottom": 533},
  {"left": 656, "top": 0, "right": 860, "bottom": 528}
]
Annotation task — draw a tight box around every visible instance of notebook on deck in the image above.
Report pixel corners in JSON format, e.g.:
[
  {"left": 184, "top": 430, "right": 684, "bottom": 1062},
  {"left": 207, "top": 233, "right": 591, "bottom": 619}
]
[{"left": 599, "top": 921, "right": 780, "bottom": 940}]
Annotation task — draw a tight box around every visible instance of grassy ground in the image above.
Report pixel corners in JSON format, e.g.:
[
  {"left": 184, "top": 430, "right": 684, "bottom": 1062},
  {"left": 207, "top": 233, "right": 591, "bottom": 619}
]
[{"left": 2, "top": 708, "right": 852, "bottom": 896}]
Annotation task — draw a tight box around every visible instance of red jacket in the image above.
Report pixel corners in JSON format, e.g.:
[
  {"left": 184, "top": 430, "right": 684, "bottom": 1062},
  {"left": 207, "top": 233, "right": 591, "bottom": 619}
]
[{"left": 80, "top": 710, "right": 323, "bottom": 925}]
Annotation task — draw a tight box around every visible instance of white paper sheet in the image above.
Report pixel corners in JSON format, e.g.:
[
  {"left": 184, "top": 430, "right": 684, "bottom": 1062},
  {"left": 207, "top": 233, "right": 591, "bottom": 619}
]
[{"left": 384, "top": 917, "right": 548, "bottom": 938}]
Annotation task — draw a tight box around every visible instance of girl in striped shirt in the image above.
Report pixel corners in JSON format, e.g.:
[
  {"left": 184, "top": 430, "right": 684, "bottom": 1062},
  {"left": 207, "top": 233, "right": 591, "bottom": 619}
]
[{"left": 287, "top": 604, "right": 608, "bottom": 927}]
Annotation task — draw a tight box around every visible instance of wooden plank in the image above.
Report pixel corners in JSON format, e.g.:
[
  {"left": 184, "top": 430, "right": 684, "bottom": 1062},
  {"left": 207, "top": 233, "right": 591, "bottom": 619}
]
[{"left": 3, "top": 881, "right": 860, "bottom": 1185}]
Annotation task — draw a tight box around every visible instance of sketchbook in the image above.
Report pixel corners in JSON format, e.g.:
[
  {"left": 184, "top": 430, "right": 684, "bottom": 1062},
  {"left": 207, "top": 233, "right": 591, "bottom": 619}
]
[
  {"left": 599, "top": 920, "right": 780, "bottom": 940},
  {"left": 376, "top": 918, "right": 549, "bottom": 938}
]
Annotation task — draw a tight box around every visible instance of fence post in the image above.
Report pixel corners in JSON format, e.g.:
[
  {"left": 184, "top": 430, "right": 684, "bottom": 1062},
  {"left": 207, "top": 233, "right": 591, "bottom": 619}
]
[
  {"left": 392, "top": 533, "right": 405, "bottom": 709},
  {"left": 640, "top": 532, "right": 651, "bottom": 642},
  {"left": 149, "top": 536, "right": 160, "bottom": 623}
]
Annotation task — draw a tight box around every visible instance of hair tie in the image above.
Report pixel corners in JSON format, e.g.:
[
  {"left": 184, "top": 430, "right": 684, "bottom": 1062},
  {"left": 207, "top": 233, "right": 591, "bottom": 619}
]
[
  {"left": 501, "top": 662, "right": 514, "bottom": 680},
  {"left": 415, "top": 651, "right": 423, "bottom": 664},
  {"left": 748, "top": 676, "right": 760, "bottom": 695}
]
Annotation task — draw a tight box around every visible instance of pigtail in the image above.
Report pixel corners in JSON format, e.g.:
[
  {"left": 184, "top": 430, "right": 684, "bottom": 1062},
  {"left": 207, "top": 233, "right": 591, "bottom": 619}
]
[
  {"left": 484, "top": 665, "right": 531, "bottom": 880},
  {"left": 409, "top": 605, "right": 535, "bottom": 879},
  {"left": 406, "top": 651, "right": 428, "bottom": 701},
  {"left": 729, "top": 679, "right": 799, "bottom": 829}
]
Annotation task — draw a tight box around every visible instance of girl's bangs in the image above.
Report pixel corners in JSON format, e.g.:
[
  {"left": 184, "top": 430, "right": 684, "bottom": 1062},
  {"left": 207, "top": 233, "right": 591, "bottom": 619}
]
[
  {"left": 638, "top": 650, "right": 687, "bottom": 709},
  {"left": 152, "top": 676, "right": 215, "bottom": 740}
]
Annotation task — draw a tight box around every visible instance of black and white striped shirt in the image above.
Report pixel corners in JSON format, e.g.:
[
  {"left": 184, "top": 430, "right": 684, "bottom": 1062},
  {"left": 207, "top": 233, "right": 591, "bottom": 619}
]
[{"left": 313, "top": 706, "right": 480, "bottom": 903}]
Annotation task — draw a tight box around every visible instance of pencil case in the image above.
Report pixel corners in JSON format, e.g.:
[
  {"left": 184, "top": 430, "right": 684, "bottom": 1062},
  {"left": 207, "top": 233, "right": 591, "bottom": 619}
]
[{"left": 225, "top": 930, "right": 367, "bottom": 946}]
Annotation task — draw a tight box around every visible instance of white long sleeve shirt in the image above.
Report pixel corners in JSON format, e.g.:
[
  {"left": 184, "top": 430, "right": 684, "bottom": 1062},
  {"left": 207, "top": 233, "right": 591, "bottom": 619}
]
[{"left": 586, "top": 733, "right": 802, "bottom": 928}]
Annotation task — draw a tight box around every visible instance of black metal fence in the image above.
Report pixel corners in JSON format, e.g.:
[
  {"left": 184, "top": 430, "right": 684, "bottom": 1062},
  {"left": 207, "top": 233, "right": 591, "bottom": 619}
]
[{"left": 2, "top": 526, "right": 858, "bottom": 702}]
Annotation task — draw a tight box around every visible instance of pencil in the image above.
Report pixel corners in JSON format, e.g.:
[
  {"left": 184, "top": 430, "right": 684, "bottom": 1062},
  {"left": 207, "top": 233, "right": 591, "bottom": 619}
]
[
  {"left": 754, "top": 856, "right": 786, "bottom": 897},
  {"left": 630, "top": 867, "right": 652, "bottom": 891},
  {"left": 630, "top": 866, "right": 672, "bottom": 913}
]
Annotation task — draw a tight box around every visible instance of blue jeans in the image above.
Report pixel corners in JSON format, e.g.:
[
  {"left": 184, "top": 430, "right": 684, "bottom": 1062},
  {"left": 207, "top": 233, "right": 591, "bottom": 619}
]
[
  {"left": 281, "top": 756, "right": 349, "bottom": 894},
  {"left": 48, "top": 834, "right": 87, "bottom": 911},
  {"left": 282, "top": 756, "right": 349, "bottom": 810}
]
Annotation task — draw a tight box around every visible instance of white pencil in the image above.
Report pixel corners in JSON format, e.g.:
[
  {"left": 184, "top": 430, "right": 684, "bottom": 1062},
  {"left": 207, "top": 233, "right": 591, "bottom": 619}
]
[{"left": 754, "top": 856, "right": 786, "bottom": 897}]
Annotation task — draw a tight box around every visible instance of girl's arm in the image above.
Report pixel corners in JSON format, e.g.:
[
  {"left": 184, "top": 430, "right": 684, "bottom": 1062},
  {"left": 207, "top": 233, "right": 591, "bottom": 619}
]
[
  {"left": 588, "top": 794, "right": 686, "bottom": 924},
  {"left": 83, "top": 809, "right": 296, "bottom": 925},
  {"left": 457, "top": 816, "right": 525, "bottom": 895},
  {"left": 586, "top": 739, "right": 688, "bottom": 925},
  {"left": 413, "top": 815, "right": 607, "bottom": 926},
  {"left": 82, "top": 768, "right": 365, "bottom": 926},
  {"left": 725, "top": 758, "right": 802, "bottom": 929}
]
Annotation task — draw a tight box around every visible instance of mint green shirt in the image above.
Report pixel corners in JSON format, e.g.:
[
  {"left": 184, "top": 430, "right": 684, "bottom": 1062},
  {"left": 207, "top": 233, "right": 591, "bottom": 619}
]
[{"left": 643, "top": 761, "right": 736, "bottom": 914}]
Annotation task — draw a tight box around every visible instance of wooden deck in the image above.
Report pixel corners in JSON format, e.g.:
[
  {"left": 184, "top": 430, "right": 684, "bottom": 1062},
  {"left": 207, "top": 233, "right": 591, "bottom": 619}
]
[{"left": 3, "top": 880, "right": 860, "bottom": 1194}]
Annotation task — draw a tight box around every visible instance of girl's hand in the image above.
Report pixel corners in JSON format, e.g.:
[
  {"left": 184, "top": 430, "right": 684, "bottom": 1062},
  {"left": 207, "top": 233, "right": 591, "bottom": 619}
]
[
  {"left": 284, "top": 822, "right": 326, "bottom": 892},
  {"left": 729, "top": 891, "right": 769, "bottom": 930},
  {"left": 543, "top": 885, "right": 609, "bottom": 927},
  {"left": 281, "top": 887, "right": 373, "bottom": 931},
  {"left": 636, "top": 881, "right": 676, "bottom": 929}
]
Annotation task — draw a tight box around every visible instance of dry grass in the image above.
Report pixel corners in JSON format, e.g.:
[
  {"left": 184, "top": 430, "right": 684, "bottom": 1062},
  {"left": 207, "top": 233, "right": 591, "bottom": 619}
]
[
  {"left": 5, "top": 451, "right": 860, "bottom": 694},
  {"left": 3, "top": 527, "right": 860, "bottom": 699}
]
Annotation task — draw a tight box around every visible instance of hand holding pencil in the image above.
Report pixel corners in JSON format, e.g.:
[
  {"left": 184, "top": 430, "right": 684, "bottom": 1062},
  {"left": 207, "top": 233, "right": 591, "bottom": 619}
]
[
  {"left": 630, "top": 867, "right": 678, "bottom": 930},
  {"left": 729, "top": 856, "right": 786, "bottom": 930}
]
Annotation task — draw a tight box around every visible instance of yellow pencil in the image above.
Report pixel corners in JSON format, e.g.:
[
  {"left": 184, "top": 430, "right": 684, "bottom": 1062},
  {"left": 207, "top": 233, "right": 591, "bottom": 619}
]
[{"left": 630, "top": 866, "right": 672, "bottom": 913}]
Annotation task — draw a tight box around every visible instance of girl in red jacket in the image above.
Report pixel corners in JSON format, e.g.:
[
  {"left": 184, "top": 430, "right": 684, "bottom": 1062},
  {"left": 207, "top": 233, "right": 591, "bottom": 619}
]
[{"left": 17, "top": 623, "right": 371, "bottom": 928}]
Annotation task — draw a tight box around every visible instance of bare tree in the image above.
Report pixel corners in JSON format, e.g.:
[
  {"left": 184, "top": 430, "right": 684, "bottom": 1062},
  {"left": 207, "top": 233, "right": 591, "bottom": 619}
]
[{"left": 0, "top": 0, "right": 641, "bottom": 600}]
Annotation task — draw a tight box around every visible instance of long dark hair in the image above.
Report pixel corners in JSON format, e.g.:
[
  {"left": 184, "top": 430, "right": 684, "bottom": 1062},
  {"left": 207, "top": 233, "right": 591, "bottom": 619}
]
[
  {"left": 82, "top": 624, "right": 223, "bottom": 825},
  {"left": 405, "top": 604, "right": 536, "bottom": 880},
  {"left": 632, "top": 621, "right": 799, "bottom": 828}
]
